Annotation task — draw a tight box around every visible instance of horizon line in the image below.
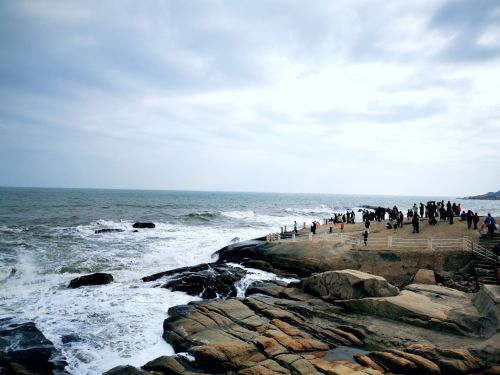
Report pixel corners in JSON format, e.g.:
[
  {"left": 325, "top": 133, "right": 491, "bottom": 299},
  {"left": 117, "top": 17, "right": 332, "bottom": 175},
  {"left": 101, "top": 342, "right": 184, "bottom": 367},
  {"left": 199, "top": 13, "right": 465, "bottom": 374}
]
[{"left": 0, "top": 185, "right": 471, "bottom": 198}]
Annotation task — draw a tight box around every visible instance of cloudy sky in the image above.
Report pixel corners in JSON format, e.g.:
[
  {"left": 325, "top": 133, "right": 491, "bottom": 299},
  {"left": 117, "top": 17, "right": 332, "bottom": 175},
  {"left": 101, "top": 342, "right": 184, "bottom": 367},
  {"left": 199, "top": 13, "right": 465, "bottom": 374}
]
[{"left": 1, "top": 0, "right": 499, "bottom": 196}]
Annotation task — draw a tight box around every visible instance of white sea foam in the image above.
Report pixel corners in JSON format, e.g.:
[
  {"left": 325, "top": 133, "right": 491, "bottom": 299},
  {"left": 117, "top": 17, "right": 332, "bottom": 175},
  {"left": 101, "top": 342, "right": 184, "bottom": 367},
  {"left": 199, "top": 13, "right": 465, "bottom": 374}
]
[
  {"left": 0, "top": 220, "right": 289, "bottom": 374},
  {"left": 231, "top": 264, "right": 299, "bottom": 297},
  {"left": 222, "top": 210, "right": 256, "bottom": 219}
]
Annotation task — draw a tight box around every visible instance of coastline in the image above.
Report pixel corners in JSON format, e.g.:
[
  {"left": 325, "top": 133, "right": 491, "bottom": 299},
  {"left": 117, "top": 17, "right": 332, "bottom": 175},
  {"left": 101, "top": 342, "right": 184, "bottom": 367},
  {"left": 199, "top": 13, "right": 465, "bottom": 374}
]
[
  {"left": 1, "top": 189, "right": 499, "bottom": 374},
  {"left": 102, "top": 215, "right": 500, "bottom": 374}
]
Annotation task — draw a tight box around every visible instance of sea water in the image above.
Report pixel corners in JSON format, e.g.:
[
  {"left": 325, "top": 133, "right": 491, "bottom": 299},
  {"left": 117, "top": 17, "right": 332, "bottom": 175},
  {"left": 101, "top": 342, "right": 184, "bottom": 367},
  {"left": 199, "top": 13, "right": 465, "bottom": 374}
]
[{"left": 1, "top": 187, "right": 499, "bottom": 374}]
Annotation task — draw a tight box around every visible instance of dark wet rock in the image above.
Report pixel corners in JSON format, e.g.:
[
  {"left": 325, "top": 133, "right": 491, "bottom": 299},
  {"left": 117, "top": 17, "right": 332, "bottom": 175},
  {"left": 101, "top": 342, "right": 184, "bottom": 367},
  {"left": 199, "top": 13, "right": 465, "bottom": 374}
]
[
  {"left": 142, "top": 263, "right": 247, "bottom": 299},
  {"left": 245, "top": 280, "right": 288, "bottom": 297},
  {"left": 68, "top": 272, "right": 113, "bottom": 288},
  {"left": 102, "top": 365, "right": 150, "bottom": 375},
  {"left": 132, "top": 222, "right": 155, "bottom": 229},
  {"left": 61, "top": 333, "right": 80, "bottom": 344},
  {"left": 0, "top": 318, "right": 68, "bottom": 374},
  {"left": 94, "top": 228, "right": 124, "bottom": 234}
]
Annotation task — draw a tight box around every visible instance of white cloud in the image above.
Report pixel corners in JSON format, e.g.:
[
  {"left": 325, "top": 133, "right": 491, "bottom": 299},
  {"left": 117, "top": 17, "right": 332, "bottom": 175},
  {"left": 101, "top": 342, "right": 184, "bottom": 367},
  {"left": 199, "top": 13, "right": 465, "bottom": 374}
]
[{"left": 0, "top": 0, "right": 499, "bottom": 195}]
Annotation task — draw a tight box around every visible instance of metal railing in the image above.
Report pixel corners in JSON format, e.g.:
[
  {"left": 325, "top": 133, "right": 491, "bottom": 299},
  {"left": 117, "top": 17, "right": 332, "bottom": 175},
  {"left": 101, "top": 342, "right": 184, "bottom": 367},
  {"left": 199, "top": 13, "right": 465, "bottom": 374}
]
[
  {"left": 267, "top": 230, "right": 497, "bottom": 254},
  {"left": 466, "top": 238, "right": 500, "bottom": 265}
]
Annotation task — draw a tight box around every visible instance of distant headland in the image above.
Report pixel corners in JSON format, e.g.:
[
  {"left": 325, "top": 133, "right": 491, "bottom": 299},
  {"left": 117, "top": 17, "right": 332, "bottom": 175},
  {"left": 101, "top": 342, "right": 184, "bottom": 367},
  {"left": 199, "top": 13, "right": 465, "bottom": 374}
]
[{"left": 463, "top": 190, "right": 500, "bottom": 200}]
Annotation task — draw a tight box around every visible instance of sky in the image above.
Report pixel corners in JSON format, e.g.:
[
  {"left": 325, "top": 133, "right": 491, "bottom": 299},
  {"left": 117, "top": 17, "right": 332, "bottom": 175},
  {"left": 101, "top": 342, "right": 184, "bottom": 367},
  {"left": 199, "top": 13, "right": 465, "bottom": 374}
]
[{"left": 1, "top": 0, "right": 499, "bottom": 196}]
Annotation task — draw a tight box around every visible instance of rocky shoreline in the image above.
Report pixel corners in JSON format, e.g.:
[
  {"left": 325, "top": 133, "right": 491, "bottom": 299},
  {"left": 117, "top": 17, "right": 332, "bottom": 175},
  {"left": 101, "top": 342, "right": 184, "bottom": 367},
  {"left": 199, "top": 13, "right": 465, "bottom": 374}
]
[
  {"left": 101, "top": 231, "right": 499, "bottom": 375},
  {"left": 3, "top": 224, "right": 498, "bottom": 374}
]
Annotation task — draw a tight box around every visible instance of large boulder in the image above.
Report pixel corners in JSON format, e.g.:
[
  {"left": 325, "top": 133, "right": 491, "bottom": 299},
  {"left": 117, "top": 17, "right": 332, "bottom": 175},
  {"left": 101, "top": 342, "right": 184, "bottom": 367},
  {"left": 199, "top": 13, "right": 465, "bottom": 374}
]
[
  {"left": 245, "top": 280, "right": 288, "bottom": 298},
  {"left": 142, "top": 263, "right": 247, "bottom": 299},
  {"left": 132, "top": 222, "right": 155, "bottom": 229},
  {"left": 413, "top": 269, "right": 437, "bottom": 285},
  {"left": 102, "top": 365, "right": 150, "bottom": 375},
  {"left": 68, "top": 272, "right": 113, "bottom": 288},
  {"left": 0, "top": 318, "right": 68, "bottom": 374},
  {"left": 302, "top": 269, "right": 400, "bottom": 301}
]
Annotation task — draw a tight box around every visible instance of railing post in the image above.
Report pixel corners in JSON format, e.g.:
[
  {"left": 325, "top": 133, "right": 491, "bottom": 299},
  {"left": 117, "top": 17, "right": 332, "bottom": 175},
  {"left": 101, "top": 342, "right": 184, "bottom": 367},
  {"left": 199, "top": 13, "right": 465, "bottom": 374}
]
[
  {"left": 278, "top": 234, "right": 281, "bottom": 242},
  {"left": 309, "top": 233, "right": 312, "bottom": 241},
  {"left": 292, "top": 233, "right": 296, "bottom": 242},
  {"left": 388, "top": 236, "right": 392, "bottom": 249},
  {"left": 427, "top": 238, "right": 433, "bottom": 250}
]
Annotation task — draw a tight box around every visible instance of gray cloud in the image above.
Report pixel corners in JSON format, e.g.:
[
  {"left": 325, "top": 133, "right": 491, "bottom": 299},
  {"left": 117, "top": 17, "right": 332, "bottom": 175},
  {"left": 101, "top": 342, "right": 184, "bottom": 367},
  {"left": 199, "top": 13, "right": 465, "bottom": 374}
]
[{"left": 429, "top": 0, "right": 500, "bottom": 62}]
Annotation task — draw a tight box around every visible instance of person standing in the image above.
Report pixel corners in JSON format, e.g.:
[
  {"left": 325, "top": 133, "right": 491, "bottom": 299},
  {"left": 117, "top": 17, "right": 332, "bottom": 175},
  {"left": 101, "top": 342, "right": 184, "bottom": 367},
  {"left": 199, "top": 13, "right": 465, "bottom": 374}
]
[
  {"left": 485, "top": 213, "right": 496, "bottom": 238},
  {"left": 473, "top": 212, "right": 480, "bottom": 230},
  {"left": 294, "top": 221, "right": 298, "bottom": 234},
  {"left": 363, "top": 229, "right": 368, "bottom": 246},
  {"left": 311, "top": 221, "right": 316, "bottom": 235},
  {"left": 412, "top": 214, "right": 420, "bottom": 233},
  {"left": 466, "top": 210, "right": 473, "bottom": 229},
  {"left": 420, "top": 203, "right": 424, "bottom": 218}
]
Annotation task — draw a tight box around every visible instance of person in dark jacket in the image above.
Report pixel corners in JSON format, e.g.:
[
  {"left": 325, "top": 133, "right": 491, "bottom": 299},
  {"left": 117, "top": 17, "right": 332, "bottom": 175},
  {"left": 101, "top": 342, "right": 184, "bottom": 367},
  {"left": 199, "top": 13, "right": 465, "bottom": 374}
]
[
  {"left": 473, "top": 213, "right": 480, "bottom": 229},
  {"left": 412, "top": 214, "right": 420, "bottom": 233},
  {"left": 466, "top": 210, "right": 473, "bottom": 229}
]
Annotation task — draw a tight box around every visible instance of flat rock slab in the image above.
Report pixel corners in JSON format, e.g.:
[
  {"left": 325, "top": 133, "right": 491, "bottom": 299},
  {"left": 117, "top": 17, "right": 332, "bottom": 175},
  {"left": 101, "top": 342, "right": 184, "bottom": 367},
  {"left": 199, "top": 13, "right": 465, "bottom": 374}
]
[{"left": 340, "top": 284, "right": 497, "bottom": 337}]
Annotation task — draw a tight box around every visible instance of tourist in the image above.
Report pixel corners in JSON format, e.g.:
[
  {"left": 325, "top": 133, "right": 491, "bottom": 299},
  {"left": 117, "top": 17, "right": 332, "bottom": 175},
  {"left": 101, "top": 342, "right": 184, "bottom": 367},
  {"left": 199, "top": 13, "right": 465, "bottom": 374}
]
[
  {"left": 311, "top": 222, "right": 316, "bottom": 235},
  {"left": 412, "top": 203, "right": 418, "bottom": 216},
  {"left": 294, "top": 221, "right": 298, "bottom": 234},
  {"left": 466, "top": 210, "right": 473, "bottom": 229},
  {"left": 460, "top": 211, "right": 466, "bottom": 221},
  {"left": 485, "top": 213, "right": 496, "bottom": 238},
  {"left": 412, "top": 214, "right": 420, "bottom": 233},
  {"left": 473, "top": 213, "right": 480, "bottom": 230},
  {"left": 363, "top": 229, "right": 368, "bottom": 246},
  {"left": 364, "top": 218, "right": 370, "bottom": 230},
  {"left": 340, "top": 222, "right": 345, "bottom": 234}
]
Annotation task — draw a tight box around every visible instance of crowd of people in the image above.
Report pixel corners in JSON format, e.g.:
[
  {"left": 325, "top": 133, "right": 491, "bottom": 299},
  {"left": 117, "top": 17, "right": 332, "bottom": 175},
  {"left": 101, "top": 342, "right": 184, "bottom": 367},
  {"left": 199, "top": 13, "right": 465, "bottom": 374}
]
[{"left": 307, "top": 201, "right": 498, "bottom": 247}]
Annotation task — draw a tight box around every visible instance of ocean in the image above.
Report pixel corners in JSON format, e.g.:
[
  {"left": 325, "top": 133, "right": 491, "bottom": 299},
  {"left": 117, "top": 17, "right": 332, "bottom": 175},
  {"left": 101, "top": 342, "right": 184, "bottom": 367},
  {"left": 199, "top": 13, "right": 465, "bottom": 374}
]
[{"left": 1, "top": 187, "right": 499, "bottom": 374}]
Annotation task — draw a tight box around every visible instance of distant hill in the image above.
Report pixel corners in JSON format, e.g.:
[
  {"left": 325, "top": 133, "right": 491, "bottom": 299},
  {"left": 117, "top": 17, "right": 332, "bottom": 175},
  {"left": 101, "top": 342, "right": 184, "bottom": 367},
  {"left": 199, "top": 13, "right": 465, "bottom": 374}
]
[{"left": 463, "top": 190, "right": 500, "bottom": 200}]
